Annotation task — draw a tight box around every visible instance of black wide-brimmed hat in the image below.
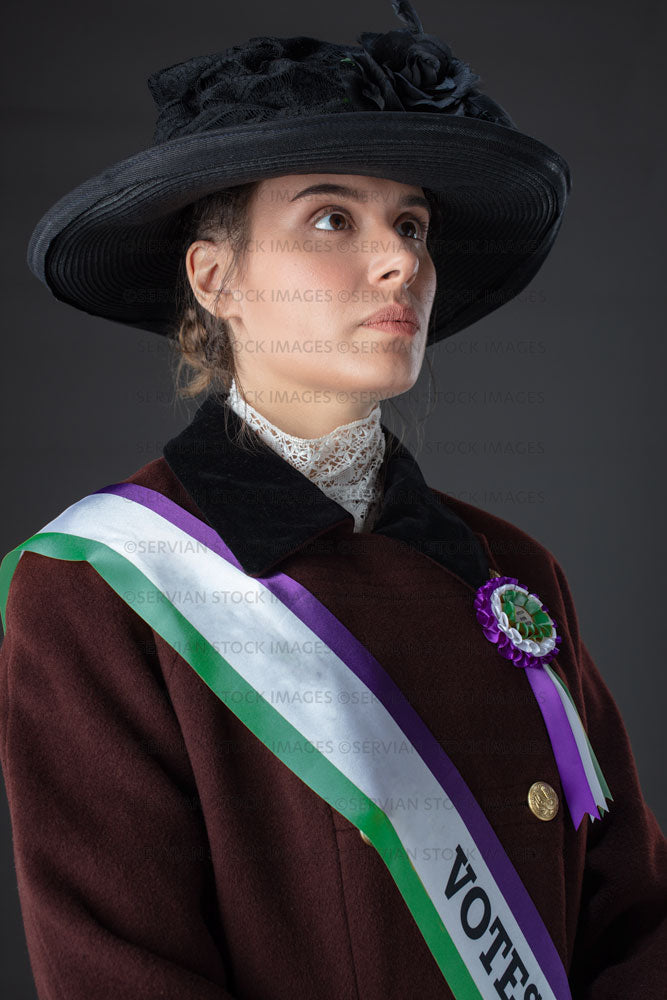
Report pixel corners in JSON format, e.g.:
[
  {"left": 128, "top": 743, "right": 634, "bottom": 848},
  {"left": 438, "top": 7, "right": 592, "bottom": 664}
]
[{"left": 27, "top": 0, "right": 571, "bottom": 347}]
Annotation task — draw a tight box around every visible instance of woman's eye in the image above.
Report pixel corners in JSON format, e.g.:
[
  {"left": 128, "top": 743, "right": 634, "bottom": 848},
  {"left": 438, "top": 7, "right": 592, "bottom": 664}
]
[
  {"left": 313, "top": 209, "right": 349, "bottom": 233},
  {"left": 313, "top": 207, "right": 429, "bottom": 241},
  {"left": 396, "top": 218, "right": 429, "bottom": 241}
]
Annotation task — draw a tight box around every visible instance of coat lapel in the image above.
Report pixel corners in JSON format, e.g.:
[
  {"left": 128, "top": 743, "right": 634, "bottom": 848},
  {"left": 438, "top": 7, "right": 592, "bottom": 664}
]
[{"left": 162, "top": 391, "right": 490, "bottom": 589}]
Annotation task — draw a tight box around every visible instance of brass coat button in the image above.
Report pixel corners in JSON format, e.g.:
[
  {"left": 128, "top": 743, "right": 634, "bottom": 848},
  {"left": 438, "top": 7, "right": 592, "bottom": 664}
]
[
  {"left": 359, "top": 829, "right": 372, "bottom": 844},
  {"left": 527, "top": 781, "right": 559, "bottom": 820}
]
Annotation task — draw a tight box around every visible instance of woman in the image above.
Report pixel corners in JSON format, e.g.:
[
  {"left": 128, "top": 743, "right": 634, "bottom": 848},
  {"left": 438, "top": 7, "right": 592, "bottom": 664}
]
[{"left": 0, "top": 2, "right": 665, "bottom": 998}]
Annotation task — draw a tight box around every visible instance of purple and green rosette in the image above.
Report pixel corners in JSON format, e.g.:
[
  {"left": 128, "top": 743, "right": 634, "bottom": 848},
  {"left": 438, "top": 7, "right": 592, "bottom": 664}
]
[{"left": 475, "top": 574, "right": 613, "bottom": 830}]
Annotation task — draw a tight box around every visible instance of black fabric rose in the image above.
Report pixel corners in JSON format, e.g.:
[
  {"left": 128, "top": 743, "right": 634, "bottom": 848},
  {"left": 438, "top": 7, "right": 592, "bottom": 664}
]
[{"left": 339, "top": 0, "right": 515, "bottom": 128}]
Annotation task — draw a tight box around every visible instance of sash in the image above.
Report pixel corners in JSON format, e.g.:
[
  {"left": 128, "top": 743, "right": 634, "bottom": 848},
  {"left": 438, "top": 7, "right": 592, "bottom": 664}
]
[{"left": 0, "top": 482, "right": 575, "bottom": 1000}]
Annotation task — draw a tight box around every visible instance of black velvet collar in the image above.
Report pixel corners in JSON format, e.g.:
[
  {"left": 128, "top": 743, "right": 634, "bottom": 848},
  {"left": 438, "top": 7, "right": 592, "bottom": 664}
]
[{"left": 162, "top": 392, "right": 489, "bottom": 590}]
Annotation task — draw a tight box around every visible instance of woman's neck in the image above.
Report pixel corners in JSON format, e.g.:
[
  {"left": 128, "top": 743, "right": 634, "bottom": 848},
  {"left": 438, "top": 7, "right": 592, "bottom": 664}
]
[{"left": 227, "top": 379, "right": 382, "bottom": 439}]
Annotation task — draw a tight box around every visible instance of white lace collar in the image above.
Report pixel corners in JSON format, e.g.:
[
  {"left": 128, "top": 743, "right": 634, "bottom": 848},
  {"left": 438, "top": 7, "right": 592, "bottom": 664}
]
[{"left": 226, "top": 378, "right": 386, "bottom": 533}]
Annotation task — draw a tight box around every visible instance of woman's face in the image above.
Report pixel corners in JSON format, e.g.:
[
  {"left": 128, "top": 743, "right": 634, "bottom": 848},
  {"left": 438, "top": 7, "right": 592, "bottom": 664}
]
[{"left": 188, "top": 172, "right": 437, "bottom": 432}]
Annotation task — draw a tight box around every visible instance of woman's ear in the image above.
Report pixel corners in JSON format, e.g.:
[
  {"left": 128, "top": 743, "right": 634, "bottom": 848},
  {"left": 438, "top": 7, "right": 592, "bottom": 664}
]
[{"left": 185, "top": 239, "right": 237, "bottom": 321}]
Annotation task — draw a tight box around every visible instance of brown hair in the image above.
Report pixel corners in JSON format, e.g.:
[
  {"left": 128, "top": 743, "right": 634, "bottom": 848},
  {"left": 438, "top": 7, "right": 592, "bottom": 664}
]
[{"left": 166, "top": 179, "right": 443, "bottom": 456}]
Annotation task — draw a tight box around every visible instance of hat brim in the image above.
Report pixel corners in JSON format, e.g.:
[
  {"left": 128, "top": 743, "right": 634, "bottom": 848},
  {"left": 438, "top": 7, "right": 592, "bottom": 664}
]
[{"left": 27, "top": 111, "right": 571, "bottom": 345}]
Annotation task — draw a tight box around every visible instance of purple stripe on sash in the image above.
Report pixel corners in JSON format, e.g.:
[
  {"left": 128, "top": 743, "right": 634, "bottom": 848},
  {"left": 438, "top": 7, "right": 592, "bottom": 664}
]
[{"left": 96, "top": 482, "right": 570, "bottom": 997}]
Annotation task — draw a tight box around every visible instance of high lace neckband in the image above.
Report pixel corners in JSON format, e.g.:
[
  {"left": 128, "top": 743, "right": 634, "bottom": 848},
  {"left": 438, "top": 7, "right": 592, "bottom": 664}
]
[{"left": 225, "top": 378, "right": 386, "bottom": 533}]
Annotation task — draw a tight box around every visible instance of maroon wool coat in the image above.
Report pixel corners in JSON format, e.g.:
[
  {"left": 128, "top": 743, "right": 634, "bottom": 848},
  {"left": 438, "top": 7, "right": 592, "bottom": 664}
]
[{"left": 1, "top": 393, "right": 665, "bottom": 999}]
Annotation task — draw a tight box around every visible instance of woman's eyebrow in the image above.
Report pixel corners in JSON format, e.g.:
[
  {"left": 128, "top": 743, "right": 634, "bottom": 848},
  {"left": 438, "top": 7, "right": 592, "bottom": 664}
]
[{"left": 289, "top": 182, "right": 432, "bottom": 218}]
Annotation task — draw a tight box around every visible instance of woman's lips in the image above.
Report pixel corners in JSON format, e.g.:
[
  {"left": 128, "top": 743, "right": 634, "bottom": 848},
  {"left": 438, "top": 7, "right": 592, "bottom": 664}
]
[{"left": 361, "top": 319, "right": 418, "bottom": 336}]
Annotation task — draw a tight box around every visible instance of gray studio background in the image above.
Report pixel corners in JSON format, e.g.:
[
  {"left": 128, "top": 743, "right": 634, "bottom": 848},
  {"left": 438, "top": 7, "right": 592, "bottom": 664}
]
[{"left": 1, "top": 0, "right": 665, "bottom": 994}]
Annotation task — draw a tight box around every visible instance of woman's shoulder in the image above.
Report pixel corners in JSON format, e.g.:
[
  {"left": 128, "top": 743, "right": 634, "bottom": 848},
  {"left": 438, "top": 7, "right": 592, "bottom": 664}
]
[
  {"left": 431, "top": 485, "right": 557, "bottom": 568},
  {"left": 431, "top": 486, "right": 584, "bottom": 653},
  {"left": 122, "top": 455, "right": 202, "bottom": 516},
  {"left": 0, "top": 456, "right": 196, "bottom": 642}
]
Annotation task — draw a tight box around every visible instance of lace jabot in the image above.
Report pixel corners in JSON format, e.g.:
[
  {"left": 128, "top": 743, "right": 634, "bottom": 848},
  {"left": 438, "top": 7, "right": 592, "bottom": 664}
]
[{"left": 225, "top": 378, "right": 386, "bottom": 533}]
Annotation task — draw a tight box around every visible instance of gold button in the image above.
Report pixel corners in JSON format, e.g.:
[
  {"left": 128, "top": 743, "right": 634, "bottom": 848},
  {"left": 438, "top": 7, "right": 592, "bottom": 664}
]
[
  {"left": 527, "top": 781, "right": 559, "bottom": 821},
  {"left": 359, "top": 829, "right": 372, "bottom": 845}
]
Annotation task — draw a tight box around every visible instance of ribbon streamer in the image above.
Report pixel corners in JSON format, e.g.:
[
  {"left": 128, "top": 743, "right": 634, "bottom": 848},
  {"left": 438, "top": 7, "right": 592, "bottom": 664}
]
[{"left": 474, "top": 575, "right": 612, "bottom": 830}]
